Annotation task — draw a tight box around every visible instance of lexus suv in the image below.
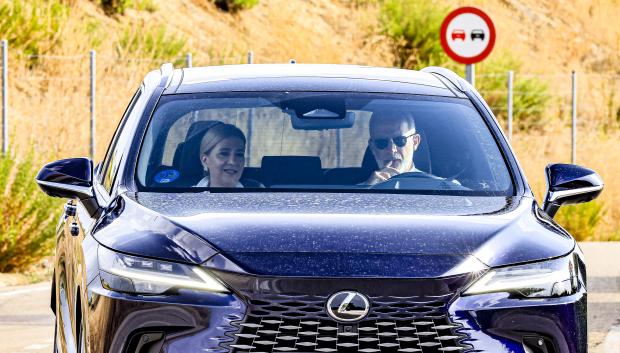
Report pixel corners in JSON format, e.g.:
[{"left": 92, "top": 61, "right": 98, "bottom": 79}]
[{"left": 37, "top": 64, "right": 603, "bottom": 353}]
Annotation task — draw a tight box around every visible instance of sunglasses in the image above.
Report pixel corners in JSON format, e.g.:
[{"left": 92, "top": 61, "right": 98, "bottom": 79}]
[{"left": 370, "top": 131, "right": 416, "bottom": 150}]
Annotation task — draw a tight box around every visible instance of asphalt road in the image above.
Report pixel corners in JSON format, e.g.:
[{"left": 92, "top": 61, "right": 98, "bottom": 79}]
[{"left": 0, "top": 242, "right": 618, "bottom": 353}]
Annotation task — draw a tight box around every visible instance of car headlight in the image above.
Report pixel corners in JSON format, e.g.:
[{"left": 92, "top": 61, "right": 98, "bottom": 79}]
[
  {"left": 98, "top": 246, "right": 229, "bottom": 295},
  {"left": 463, "top": 253, "right": 579, "bottom": 298}
]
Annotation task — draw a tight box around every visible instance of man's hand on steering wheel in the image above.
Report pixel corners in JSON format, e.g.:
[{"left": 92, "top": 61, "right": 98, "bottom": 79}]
[{"left": 366, "top": 159, "right": 403, "bottom": 185}]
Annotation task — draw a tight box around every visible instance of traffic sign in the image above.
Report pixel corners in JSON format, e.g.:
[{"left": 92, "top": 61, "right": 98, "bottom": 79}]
[{"left": 440, "top": 7, "right": 496, "bottom": 65}]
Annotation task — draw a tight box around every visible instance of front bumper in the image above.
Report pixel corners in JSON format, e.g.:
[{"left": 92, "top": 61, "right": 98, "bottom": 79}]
[
  {"left": 450, "top": 289, "right": 587, "bottom": 353},
  {"left": 85, "top": 274, "right": 587, "bottom": 353},
  {"left": 85, "top": 278, "right": 243, "bottom": 353}
]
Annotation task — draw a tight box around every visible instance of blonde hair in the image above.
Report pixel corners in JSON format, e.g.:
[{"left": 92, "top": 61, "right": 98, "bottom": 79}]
[{"left": 199, "top": 123, "right": 246, "bottom": 157}]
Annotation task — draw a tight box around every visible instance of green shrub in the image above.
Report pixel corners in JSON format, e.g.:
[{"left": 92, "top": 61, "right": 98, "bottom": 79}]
[
  {"left": 212, "top": 0, "right": 259, "bottom": 12},
  {"left": 0, "top": 154, "right": 62, "bottom": 272},
  {"left": 98, "top": 0, "right": 130, "bottom": 15},
  {"left": 555, "top": 200, "right": 605, "bottom": 241},
  {"left": 378, "top": 0, "right": 452, "bottom": 69},
  {"left": 85, "top": 19, "right": 106, "bottom": 49},
  {"left": 98, "top": 0, "right": 158, "bottom": 15},
  {"left": 349, "top": 0, "right": 379, "bottom": 7},
  {"left": 0, "top": 0, "right": 70, "bottom": 57},
  {"left": 132, "top": 0, "right": 158, "bottom": 12},
  {"left": 116, "top": 24, "right": 187, "bottom": 66},
  {"left": 477, "top": 54, "right": 551, "bottom": 131}
]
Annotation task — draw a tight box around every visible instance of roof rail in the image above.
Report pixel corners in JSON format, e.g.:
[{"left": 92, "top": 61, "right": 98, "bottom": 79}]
[
  {"left": 159, "top": 63, "right": 174, "bottom": 88},
  {"left": 421, "top": 66, "right": 467, "bottom": 92}
]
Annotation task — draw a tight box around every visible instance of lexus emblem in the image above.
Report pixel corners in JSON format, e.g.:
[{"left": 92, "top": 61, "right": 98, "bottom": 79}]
[{"left": 326, "top": 291, "right": 370, "bottom": 322}]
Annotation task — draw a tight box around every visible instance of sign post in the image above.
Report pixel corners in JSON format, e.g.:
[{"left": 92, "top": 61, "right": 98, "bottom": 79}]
[
  {"left": 440, "top": 7, "right": 496, "bottom": 86},
  {"left": 465, "top": 64, "right": 475, "bottom": 87}
]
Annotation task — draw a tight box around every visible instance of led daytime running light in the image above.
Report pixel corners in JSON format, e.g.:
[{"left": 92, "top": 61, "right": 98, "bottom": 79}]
[
  {"left": 107, "top": 266, "right": 228, "bottom": 292},
  {"left": 463, "top": 254, "right": 578, "bottom": 298},
  {"left": 98, "top": 246, "right": 229, "bottom": 294}
]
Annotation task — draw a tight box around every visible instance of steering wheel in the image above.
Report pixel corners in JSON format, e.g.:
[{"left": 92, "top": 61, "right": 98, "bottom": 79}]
[
  {"left": 369, "top": 171, "right": 441, "bottom": 189},
  {"left": 370, "top": 171, "right": 472, "bottom": 191}
]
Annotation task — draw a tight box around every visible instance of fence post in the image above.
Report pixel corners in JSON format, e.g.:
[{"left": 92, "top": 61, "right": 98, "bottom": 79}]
[
  {"left": 336, "top": 130, "right": 342, "bottom": 167},
  {"left": 186, "top": 53, "right": 192, "bottom": 68},
  {"left": 507, "top": 70, "right": 513, "bottom": 142},
  {"left": 245, "top": 51, "right": 254, "bottom": 165},
  {"left": 90, "top": 50, "right": 96, "bottom": 160},
  {"left": 1, "top": 39, "right": 7, "bottom": 155},
  {"left": 571, "top": 70, "right": 577, "bottom": 164}
]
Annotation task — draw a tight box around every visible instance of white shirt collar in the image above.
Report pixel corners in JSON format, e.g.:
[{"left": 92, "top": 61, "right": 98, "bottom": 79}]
[{"left": 195, "top": 176, "right": 243, "bottom": 188}]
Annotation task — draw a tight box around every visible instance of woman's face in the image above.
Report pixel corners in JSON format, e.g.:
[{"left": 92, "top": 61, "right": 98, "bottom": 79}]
[{"left": 201, "top": 137, "right": 245, "bottom": 187}]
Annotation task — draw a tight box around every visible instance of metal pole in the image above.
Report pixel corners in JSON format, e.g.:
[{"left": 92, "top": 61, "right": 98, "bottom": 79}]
[
  {"left": 246, "top": 109, "right": 253, "bottom": 166},
  {"left": 245, "top": 51, "right": 254, "bottom": 164},
  {"left": 1, "top": 40, "right": 7, "bottom": 154},
  {"left": 186, "top": 53, "right": 192, "bottom": 68},
  {"left": 465, "top": 64, "right": 475, "bottom": 87},
  {"left": 571, "top": 70, "right": 577, "bottom": 164},
  {"left": 336, "top": 130, "right": 342, "bottom": 167},
  {"left": 507, "top": 71, "right": 513, "bottom": 142},
  {"left": 90, "top": 50, "right": 96, "bottom": 160}
]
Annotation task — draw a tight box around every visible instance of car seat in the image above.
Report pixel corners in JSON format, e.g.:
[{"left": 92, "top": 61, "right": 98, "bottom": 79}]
[
  {"left": 260, "top": 156, "right": 322, "bottom": 186},
  {"left": 171, "top": 120, "right": 223, "bottom": 186}
]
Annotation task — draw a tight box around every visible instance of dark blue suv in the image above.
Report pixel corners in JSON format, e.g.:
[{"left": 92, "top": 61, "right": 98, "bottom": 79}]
[{"left": 37, "top": 64, "right": 603, "bottom": 353}]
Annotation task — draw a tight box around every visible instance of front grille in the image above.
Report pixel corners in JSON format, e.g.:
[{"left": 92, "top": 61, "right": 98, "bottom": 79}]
[{"left": 227, "top": 293, "right": 470, "bottom": 353}]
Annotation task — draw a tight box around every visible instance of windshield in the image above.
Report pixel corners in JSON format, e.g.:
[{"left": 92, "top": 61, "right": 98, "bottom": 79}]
[{"left": 136, "top": 92, "right": 513, "bottom": 195}]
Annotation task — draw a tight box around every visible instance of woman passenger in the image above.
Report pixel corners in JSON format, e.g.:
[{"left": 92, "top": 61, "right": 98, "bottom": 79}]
[{"left": 196, "top": 123, "right": 262, "bottom": 188}]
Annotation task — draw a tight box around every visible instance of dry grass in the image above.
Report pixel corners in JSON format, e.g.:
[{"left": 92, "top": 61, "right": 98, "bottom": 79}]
[
  {"left": 6, "top": 0, "right": 394, "bottom": 161},
  {"left": 4, "top": 0, "right": 620, "bottom": 240},
  {"left": 511, "top": 122, "right": 620, "bottom": 240}
]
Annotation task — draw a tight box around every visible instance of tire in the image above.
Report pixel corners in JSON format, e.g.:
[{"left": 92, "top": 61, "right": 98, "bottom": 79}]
[
  {"left": 77, "top": 319, "right": 85, "bottom": 353},
  {"left": 53, "top": 320, "right": 59, "bottom": 353}
]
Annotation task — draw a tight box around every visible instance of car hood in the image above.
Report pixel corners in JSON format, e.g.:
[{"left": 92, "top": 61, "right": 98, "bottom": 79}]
[{"left": 117, "top": 192, "right": 575, "bottom": 278}]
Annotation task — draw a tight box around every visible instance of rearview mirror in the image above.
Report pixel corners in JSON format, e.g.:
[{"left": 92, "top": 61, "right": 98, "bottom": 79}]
[
  {"left": 36, "top": 157, "right": 100, "bottom": 217},
  {"left": 542, "top": 163, "right": 603, "bottom": 218},
  {"left": 289, "top": 110, "right": 355, "bottom": 130}
]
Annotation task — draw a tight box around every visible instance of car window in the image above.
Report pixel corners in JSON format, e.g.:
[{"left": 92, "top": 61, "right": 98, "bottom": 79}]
[
  {"left": 100, "top": 89, "right": 142, "bottom": 193},
  {"left": 136, "top": 92, "right": 513, "bottom": 195}
]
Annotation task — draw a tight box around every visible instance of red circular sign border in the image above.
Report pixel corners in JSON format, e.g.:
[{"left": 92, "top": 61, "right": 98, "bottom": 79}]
[{"left": 440, "top": 6, "right": 496, "bottom": 64}]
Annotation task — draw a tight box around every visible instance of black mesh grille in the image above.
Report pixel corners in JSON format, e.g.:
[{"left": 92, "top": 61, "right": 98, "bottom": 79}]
[{"left": 227, "top": 293, "right": 471, "bottom": 353}]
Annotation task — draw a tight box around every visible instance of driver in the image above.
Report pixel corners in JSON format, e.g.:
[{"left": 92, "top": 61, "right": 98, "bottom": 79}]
[{"left": 364, "top": 111, "right": 421, "bottom": 185}]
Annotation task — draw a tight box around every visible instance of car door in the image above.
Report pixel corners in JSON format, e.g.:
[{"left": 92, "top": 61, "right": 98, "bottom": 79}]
[{"left": 54, "top": 87, "right": 144, "bottom": 353}]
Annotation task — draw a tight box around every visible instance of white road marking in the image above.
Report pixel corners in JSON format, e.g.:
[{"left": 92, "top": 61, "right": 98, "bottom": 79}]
[
  {"left": 589, "top": 293, "right": 620, "bottom": 303},
  {"left": 24, "top": 344, "right": 49, "bottom": 350},
  {"left": 604, "top": 325, "right": 620, "bottom": 353},
  {"left": 0, "top": 285, "right": 49, "bottom": 297}
]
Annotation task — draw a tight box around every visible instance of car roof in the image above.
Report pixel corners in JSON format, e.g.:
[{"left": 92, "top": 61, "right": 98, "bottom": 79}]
[{"left": 163, "top": 64, "right": 460, "bottom": 97}]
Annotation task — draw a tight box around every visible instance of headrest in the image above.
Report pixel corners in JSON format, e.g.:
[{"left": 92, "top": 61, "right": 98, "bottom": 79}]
[
  {"left": 260, "top": 156, "right": 322, "bottom": 186},
  {"left": 173, "top": 120, "right": 223, "bottom": 181},
  {"left": 361, "top": 147, "right": 379, "bottom": 171},
  {"left": 186, "top": 120, "right": 223, "bottom": 142}
]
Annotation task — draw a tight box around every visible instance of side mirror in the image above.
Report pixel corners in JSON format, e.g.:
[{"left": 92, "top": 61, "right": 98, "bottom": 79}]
[
  {"left": 36, "top": 157, "right": 100, "bottom": 217},
  {"left": 542, "top": 163, "right": 603, "bottom": 218}
]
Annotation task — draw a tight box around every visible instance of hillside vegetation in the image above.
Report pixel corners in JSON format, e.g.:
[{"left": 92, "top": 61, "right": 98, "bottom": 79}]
[{"left": 1, "top": 0, "right": 619, "bottom": 263}]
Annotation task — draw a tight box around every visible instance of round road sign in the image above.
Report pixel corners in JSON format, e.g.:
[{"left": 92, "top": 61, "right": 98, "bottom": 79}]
[{"left": 440, "top": 7, "right": 496, "bottom": 64}]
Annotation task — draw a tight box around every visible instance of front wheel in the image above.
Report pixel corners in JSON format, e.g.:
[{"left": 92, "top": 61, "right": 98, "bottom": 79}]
[
  {"left": 76, "top": 294, "right": 86, "bottom": 353},
  {"left": 77, "top": 318, "right": 85, "bottom": 353},
  {"left": 53, "top": 320, "right": 59, "bottom": 353}
]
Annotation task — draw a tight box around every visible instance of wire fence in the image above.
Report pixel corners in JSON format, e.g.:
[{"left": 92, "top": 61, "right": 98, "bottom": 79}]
[
  {"left": 2, "top": 40, "right": 620, "bottom": 164},
  {"left": 476, "top": 68, "right": 620, "bottom": 164}
]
